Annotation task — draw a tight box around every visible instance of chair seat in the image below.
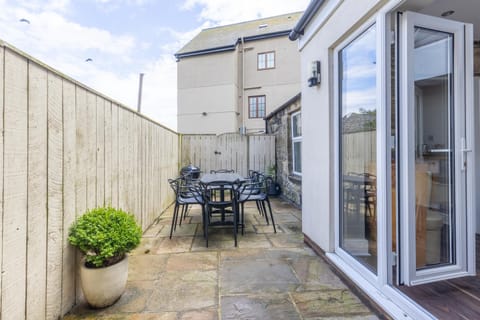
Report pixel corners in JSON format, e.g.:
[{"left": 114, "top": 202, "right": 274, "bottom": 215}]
[
  {"left": 179, "top": 196, "right": 204, "bottom": 205},
  {"left": 239, "top": 193, "right": 265, "bottom": 202}
]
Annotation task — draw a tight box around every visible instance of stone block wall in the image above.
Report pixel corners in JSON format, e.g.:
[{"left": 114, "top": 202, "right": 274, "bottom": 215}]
[{"left": 266, "top": 94, "right": 302, "bottom": 207}]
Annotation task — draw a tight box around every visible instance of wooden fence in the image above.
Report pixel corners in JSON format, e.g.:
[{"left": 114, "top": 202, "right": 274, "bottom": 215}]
[
  {"left": 342, "top": 130, "right": 376, "bottom": 174},
  {"left": 181, "top": 133, "right": 275, "bottom": 176},
  {"left": 0, "top": 42, "right": 178, "bottom": 320}
]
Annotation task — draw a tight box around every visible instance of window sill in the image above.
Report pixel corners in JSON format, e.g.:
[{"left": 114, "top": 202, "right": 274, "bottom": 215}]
[{"left": 288, "top": 174, "right": 302, "bottom": 183}]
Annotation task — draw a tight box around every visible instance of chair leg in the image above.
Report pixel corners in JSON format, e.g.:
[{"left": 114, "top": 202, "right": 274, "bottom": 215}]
[
  {"left": 256, "top": 201, "right": 263, "bottom": 216},
  {"left": 201, "top": 204, "right": 207, "bottom": 238},
  {"left": 233, "top": 205, "right": 238, "bottom": 247},
  {"left": 261, "top": 201, "right": 270, "bottom": 225},
  {"left": 266, "top": 198, "right": 276, "bottom": 233},
  {"left": 241, "top": 202, "right": 245, "bottom": 235},
  {"left": 170, "top": 203, "right": 179, "bottom": 239},
  {"left": 179, "top": 204, "right": 188, "bottom": 226},
  {"left": 205, "top": 206, "right": 210, "bottom": 247}
]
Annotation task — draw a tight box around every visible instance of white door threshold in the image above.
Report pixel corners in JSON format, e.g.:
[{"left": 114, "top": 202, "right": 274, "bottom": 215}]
[{"left": 326, "top": 252, "right": 437, "bottom": 320}]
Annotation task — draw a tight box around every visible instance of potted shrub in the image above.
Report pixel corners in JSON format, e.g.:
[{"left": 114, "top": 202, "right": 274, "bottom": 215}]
[
  {"left": 266, "top": 164, "right": 281, "bottom": 196},
  {"left": 68, "top": 207, "right": 142, "bottom": 308}
]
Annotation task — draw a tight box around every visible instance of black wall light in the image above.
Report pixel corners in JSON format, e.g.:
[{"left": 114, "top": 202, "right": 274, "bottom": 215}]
[{"left": 308, "top": 60, "right": 321, "bottom": 87}]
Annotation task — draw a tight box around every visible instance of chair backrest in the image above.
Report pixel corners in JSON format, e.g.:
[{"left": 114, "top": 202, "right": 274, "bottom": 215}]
[
  {"left": 238, "top": 175, "right": 267, "bottom": 202},
  {"left": 204, "top": 180, "right": 237, "bottom": 206},
  {"left": 168, "top": 178, "right": 180, "bottom": 195},
  {"left": 248, "top": 170, "right": 260, "bottom": 179},
  {"left": 184, "top": 183, "right": 206, "bottom": 204}
]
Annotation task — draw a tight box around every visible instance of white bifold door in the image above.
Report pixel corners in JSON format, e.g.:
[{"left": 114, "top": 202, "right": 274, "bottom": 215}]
[{"left": 398, "top": 11, "right": 475, "bottom": 286}]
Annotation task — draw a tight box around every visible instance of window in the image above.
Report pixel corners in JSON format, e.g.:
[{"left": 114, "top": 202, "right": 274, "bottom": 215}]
[
  {"left": 248, "top": 96, "right": 266, "bottom": 118},
  {"left": 257, "top": 51, "right": 275, "bottom": 70},
  {"left": 338, "top": 24, "right": 377, "bottom": 273},
  {"left": 291, "top": 112, "right": 302, "bottom": 175}
]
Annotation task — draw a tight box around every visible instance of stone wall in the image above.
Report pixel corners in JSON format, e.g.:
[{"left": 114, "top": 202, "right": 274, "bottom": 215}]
[{"left": 266, "top": 94, "right": 302, "bottom": 207}]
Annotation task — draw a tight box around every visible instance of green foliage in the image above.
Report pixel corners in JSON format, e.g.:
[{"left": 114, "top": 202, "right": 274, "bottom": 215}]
[
  {"left": 68, "top": 207, "right": 142, "bottom": 268},
  {"left": 266, "top": 164, "right": 276, "bottom": 179}
]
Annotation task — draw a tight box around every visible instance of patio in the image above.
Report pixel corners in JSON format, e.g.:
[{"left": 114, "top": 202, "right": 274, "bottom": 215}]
[{"left": 65, "top": 198, "right": 380, "bottom": 319}]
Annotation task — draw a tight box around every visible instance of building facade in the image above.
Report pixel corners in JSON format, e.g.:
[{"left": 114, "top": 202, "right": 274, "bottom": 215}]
[
  {"left": 176, "top": 13, "right": 301, "bottom": 134},
  {"left": 265, "top": 93, "right": 302, "bottom": 207},
  {"left": 292, "top": 0, "right": 480, "bottom": 319}
]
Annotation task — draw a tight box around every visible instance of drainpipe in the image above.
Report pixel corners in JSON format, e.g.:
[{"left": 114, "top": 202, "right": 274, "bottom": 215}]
[
  {"left": 241, "top": 36, "right": 246, "bottom": 135},
  {"left": 289, "top": 0, "right": 325, "bottom": 41}
]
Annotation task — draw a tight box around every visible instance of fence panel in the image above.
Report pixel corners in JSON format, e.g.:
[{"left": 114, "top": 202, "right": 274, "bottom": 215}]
[
  {"left": 62, "top": 80, "right": 77, "bottom": 314},
  {"left": 181, "top": 133, "right": 275, "bottom": 177},
  {"left": 342, "top": 131, "right": 376, "bottom": 174},
  {"left": 248, "top": 135, "right": 276, "bottom": 174},
  {"left": 26, "top": 61, "right": 48, "bottom": 320},
  {"left": 2, "top": 49, "right": 28, "bottom": 320},
  {"left": 0, "top": 43, "right": 178, "bottom": 319},
  {"left": 46, "top": 71, "right": 64, "bottom": 320}
]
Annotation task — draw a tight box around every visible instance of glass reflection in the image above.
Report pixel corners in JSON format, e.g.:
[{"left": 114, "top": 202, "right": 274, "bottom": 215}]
[
  {"left": 413, "top": 27, "right": 454, "bottom": 269},
  {"left": 339, "top": 24, "right": 377, "bottom": 273}
]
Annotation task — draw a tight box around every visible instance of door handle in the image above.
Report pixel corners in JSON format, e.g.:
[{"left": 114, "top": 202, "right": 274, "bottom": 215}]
[
  {"left": 461, "top": 138, "right": 472, "bottom": 171},
  {"left": 429, "top": 149, "right": 451, "bottom": 153}
]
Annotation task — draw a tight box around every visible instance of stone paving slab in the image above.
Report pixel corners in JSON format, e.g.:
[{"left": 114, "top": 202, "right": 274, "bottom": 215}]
[
  {"left": 291, "top": 290, "right": 374, "bottom": 319},
  {"left": 221, "top": 294, "right": 300, "bottom": 320},
  {"left": 64, "top": 198, "right": 379, "bottom": 320}
]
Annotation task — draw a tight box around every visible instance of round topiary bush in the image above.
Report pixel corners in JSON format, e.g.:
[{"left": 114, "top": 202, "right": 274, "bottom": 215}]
[{"left": 68, "top": 207, "right": 142, "bottom": 268}]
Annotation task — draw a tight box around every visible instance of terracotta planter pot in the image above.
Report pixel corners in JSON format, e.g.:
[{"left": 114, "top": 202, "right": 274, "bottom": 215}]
[{"left": 80, "top": 255, "right": 128, "bottom": 308}]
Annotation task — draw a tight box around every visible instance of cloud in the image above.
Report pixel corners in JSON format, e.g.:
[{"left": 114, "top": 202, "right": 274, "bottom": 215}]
[
  {"left": 0, "top": 0, "right": 312, "bottom": 131},
  {"left": 84, "top": 54, "right": 178, "bottom": 130},
  {"left": 181, "top": 0, "right": 309, "bottom": 25},
  {"left": 158, "top": 24, "right": 210, "bottom": 53},
  {"left": 93, "top": 0, "right": 154, "bottom": 7},
  {"left": 13, "top": 0, "right": 70, "bottom": 13},
  {"left": 343, "top": 87, "right": 377, "bottom": 115}
]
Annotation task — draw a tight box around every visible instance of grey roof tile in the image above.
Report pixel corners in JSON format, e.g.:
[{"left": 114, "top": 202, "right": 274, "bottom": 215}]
[{"left": 176, "top": 12, "right": 302, "bottom": 57}]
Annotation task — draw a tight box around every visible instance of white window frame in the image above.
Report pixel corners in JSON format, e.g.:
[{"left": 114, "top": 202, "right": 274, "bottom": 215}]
[
  {"left": 398, "top": 11, "right": 475, "bottom": 286},
  {"left": 327, "top": 1, "right": 475, "bottom": 318},
  {"left": 291, "top": 111, "right": 302, "bottom": 175},
  {"left": 331, "top": 9, "right": 432, "bottom": 318},
  {"left": 333, "top": 18, "right": 385, "bottom": 287}
]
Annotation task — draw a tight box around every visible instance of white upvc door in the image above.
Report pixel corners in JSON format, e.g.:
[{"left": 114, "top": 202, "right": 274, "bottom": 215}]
[{"left": 398, "top": 11, "right": 475, "bottom": 286}]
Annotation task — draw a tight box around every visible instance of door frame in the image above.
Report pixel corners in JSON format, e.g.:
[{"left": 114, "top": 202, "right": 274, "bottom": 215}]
[
  {"left": 328, "top": 0, "right": 476, "bottom": 318},
  {"left": 398, "top": 11, "right": 476, "bottom": 285}
]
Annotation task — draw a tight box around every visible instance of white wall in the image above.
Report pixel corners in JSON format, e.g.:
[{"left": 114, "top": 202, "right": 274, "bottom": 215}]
[
  {"left": 243, "top": 37, "right": 301, "bottom": 132},
  {"left": 299, "top": 0, "right": 383, "bottom": 252},
  {"left": 475, "top": 77, "right": 480, "bottom": 234},
  {"left": 177, "top": 51, "right": 239, "bottom": 134}
]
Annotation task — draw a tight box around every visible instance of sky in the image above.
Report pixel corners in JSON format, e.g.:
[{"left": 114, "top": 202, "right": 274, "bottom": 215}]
[
  {"left": 0, "top": 0, "right": 310, "bottom": 130},
  {"left": 341, "top": 24, "right": 377, "bottom": 116}
]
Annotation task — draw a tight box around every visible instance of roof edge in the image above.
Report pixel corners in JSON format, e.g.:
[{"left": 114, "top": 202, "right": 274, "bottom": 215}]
[
  {"left": 176, "top": 30, "right": 292, "bottom": 60},
  {"left": 289, "top": 0, "right": 326, "bottom": 41},
  {"left": 264, "top": 93, "right": 301, "bottom": 120},
  {"left": 175, "top": 44, "right": 236, "bottom": 59},
  {"left": 243, "top": 30, "right": 291, "bottom": 42}
]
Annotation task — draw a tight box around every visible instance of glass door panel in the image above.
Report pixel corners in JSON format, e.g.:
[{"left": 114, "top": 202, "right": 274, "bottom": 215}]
[
  {"left": 413, "top": 27, "right": 454, "bottom": 269},
  {"left": 398, "top": 11, "right": 472, "bottom": 286},
  {"left": 338, "top": 24, "right": 378, "bottom": 273}
]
